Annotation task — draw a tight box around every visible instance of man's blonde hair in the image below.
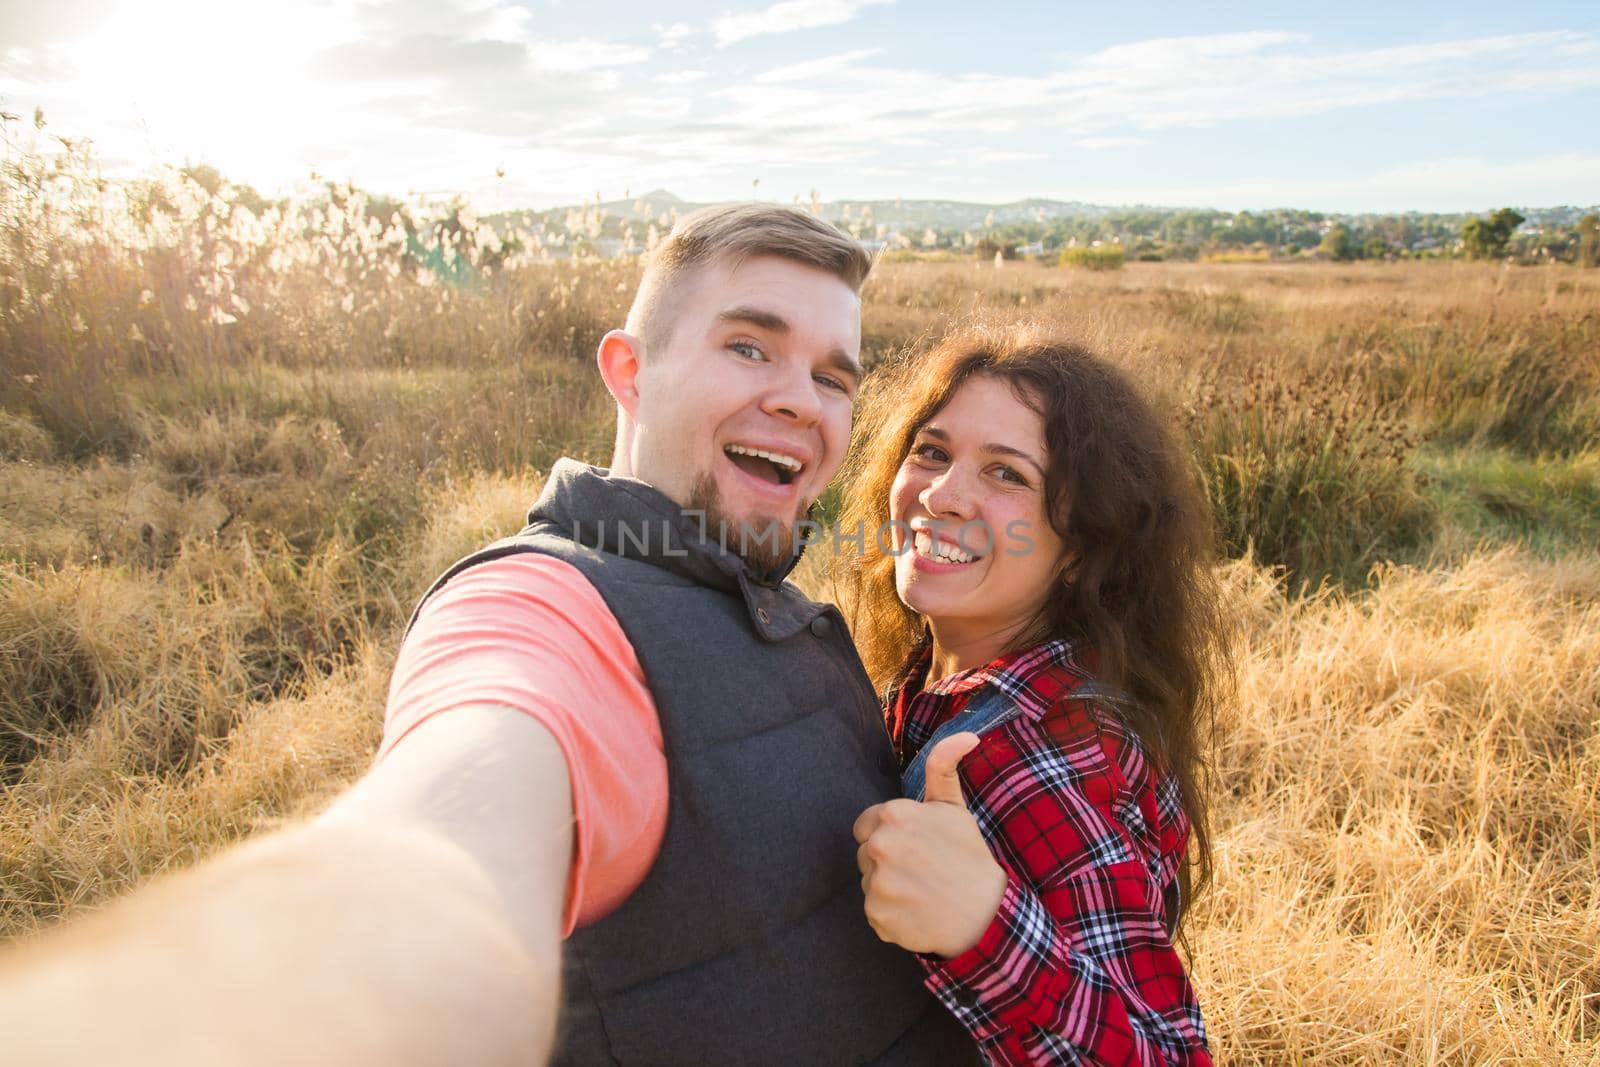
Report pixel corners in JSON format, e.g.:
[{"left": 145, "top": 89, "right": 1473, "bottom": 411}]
[{"left": 625, "top": 203, "right": 873, "bottom": 353}]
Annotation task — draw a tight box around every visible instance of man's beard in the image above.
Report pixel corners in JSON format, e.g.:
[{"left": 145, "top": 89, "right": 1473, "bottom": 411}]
[{"left": 685, "top": 472, "right": 810, "bottom": 576}]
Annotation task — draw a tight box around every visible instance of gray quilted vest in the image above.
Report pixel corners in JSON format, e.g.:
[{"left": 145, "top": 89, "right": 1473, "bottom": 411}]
[{"left": 412, "top": 460, "right": 978, "bottom": 1066}]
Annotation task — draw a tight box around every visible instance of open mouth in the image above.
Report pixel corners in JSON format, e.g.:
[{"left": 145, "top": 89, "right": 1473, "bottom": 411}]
[
  {"left": 912, "top": 528, "right": 985, "bottom": 565},
  {"left": 724, "top": 443, "right": 804, "bottom": 487}
]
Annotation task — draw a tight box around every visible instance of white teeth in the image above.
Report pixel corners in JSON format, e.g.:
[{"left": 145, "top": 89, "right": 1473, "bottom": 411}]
[
  {"left": 725, "top": 444, "right": 802, "bottom": 471},
  {"left": 913, "top": 529, "right": 977, "bottom": 564}
]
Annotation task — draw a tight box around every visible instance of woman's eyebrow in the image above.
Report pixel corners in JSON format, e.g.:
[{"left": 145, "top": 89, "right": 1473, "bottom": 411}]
[
  {"left": 917, "top": 426, "right": 1044, "bottom": 475},
  {"left": 984, "top": 443, "right": 1046, "bottom": 476}
]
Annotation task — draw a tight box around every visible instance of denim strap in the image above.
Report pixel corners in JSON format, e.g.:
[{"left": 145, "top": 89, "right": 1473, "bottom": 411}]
[{"left": 900, "top": 680, "right": 1130, "bottom": 801}]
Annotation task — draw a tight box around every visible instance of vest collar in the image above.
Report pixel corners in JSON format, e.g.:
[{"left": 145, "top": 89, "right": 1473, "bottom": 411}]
[{"left": 526, "top": 459, "right": 827, "bottom": 642}]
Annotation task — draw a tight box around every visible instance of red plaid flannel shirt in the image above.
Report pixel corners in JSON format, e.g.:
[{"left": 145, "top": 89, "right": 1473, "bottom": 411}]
[{"left": 888, "top": 640, "right": 1211, "bottom": 1067}]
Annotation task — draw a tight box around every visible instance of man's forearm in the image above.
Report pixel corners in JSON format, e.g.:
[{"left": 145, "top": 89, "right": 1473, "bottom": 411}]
[{"left": 0, "top": 819, "right": 560, "bottom": 1066}]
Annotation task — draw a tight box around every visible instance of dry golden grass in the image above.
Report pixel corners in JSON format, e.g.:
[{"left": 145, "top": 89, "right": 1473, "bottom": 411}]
[
  {"left": 2, "top": 151, "right": 1598, "bottom": 1061},
  {"left": 0, "top": 469, "right": 542, "bottom": 939},
  {"left": 1194, "top": 551, "right": 1599, "bottom": 1063}
]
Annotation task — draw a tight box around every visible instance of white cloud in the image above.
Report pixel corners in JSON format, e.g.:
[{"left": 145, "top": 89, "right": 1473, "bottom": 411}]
[
  {"left": 0, "top": 0, "right": 121, "bottom": 50},
  {"left": 1075, "top": 137, "right": 1149, "bottom": 149},
  {"left": 654, "top": 70, "right": 709, "bottom": 85},
  {"left": 528, "top": 39, "right": 651, "bottom": 72},
  {"left": 701, "top": 29, "right": 1600, "bottom": 153},
  {"left": 982, "top": 151, "right": 1047, "bottom": 163},
  {"left": 353, "top": 0, "right": 530, "bottom": 43},
  {"left": 1078, "top": 30, "right": 1311, "bottom": 73},
  {"left": 654, "top": 22, "right": 695, "bottom": 49},
  {"left": 713, "top": 0, "right": 894, "bottom": 47},
  {"left": 1052, "top": 29, "right": 1600, "bottom": 130},
  {"left": 629, "top": 97, "right": 693, "bottom": 120},
  {"left": 756, "top": 48, "right": 881, "bottom": 83}
]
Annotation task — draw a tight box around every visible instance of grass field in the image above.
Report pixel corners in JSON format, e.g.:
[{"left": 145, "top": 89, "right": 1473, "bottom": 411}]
[{"left": 1, "top": 162, "right": 1597, "bottom": 1062}]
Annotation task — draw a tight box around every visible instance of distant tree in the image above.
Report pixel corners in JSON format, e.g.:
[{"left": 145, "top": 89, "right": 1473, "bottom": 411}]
[
  {"left": 1461, "top": 207, "right": 1525, "bottom": 259},
  {"left": 974, "top": 236, "right": 1017, "bottom": 260},
  {"left": 180, "top": 163, "right": 271, "bottom": 216},
  {"left": 1377, "top": 215, "right": 1416, "bottom": 250},
  {"left": 1363, "top": 236, "right": 1391, "bottom": 261},
  {"left": 1578, "top": 214, "right": 1600, "bottom": 268},
  {"left": 181, "top": 163, "right": 225, "bottom": 196},
  {"left": 1489, "top": 207, "right": 1526, "bottom": 237},
  {"left": 1320, "top": 224, "right": 1356, "bottom": 261}
]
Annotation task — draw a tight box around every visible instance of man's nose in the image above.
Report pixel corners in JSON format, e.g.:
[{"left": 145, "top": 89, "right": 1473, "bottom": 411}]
[{"left": 762, "top": 364, "right": 823, "bottom": 425}]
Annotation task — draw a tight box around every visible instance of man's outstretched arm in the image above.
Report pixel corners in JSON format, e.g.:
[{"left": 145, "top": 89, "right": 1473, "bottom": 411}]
[{"left": 0, "top": 706, "right": 573, "bottom": 1067}]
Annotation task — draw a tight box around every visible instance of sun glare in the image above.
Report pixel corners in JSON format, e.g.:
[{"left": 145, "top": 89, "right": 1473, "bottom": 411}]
[{"left": 65, "top": 0, "right": 363, "bottom": 188}]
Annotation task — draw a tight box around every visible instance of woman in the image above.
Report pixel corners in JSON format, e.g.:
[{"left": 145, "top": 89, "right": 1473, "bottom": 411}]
[{"left": 839, "top": 325, "right": 1227, "bottom": 1066}]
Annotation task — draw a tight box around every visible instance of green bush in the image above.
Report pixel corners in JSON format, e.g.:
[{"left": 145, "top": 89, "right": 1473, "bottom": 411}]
[
  {"left": 1347, "top": 315, "right": 1600, "bottom": 456},
  {"left": 1186, "top": 366, "right": 1436, "bottom": 590},
  {"left": 1059, "top": 245, "right": 1125, "bottom": 270}
]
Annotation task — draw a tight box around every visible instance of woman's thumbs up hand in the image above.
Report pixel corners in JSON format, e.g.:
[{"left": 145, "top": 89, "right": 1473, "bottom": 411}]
[{"left": 851, "top": 733, "right": 1008, "bottom": 958}]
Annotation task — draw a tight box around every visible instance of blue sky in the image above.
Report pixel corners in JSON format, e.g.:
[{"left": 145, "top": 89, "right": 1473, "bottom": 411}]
[{"left": 2, "top": 0, "right": 1596, "bottom": 212}]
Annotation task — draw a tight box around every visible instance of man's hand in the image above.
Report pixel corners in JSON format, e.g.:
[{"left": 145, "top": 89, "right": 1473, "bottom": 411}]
[{"left": 853, "top": 732, "right": 1008, "bottom": 958}]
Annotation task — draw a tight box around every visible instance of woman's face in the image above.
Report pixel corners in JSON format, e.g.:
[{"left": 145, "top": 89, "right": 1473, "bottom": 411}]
[{"left": 889, "top": 375, "right": 1070, "bottom": 641}]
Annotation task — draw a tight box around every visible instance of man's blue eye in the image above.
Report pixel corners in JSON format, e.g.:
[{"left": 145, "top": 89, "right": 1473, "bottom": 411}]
[{"left": 729, "top": 341, "right": 765, "bottom": 361}]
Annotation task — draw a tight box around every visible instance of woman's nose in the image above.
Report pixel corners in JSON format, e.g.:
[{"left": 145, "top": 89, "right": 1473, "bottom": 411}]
[{"left": 920, "top": 468, "right": 974, "bottom": 518}]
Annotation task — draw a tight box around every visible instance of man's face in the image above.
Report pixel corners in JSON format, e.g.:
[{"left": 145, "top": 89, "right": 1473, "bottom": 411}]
[{"left": 628, "top": 255, "right": 862, "bottom": 567}]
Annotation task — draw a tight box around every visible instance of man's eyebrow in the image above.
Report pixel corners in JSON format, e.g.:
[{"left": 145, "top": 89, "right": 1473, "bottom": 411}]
[
  {"left": 915, "top": 425, "right": 1045, "bottom": 475},
  {"left": 827, "top": 348, "right": 864, "bottom": 384},
  {"left": 716, "top": 306, "right": 789, "bottom": 334},
  {"left": 718, "top": 305, "right": 863, "bottom": 383}
]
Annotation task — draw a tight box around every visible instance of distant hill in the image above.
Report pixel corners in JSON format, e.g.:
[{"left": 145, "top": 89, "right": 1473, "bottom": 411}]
[
  {"left": 478, "top": 192, "right": 1598, "bottom": 263},
  {"left": 490, "top": 193, "right": 1597, "bottom": 234}
]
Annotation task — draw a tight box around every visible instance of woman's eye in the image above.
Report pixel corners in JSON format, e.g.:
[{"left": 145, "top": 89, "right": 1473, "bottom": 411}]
[
  {"left": 911, "top": 443, "right": 948, "bottom": 463},
  {"left": 995, "top": 466, "right": 1027, "bottom": 485}
]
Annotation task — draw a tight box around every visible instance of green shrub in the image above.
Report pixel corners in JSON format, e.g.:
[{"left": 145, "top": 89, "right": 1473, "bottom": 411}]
[
  {"left": 1419, "top": 446, "right": 1600, "bottom": 556},
  {"left": 1347, "top": 314, "right": 1600, "bottom": 456},
  {"left": 1059, "top": 244, "right": 1125, "bottom": 270},
  {"left": 1186, "top": 366, "right": 1436, "bottom": 590}
]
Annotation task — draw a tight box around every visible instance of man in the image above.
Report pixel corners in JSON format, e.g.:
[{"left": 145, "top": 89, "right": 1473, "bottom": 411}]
[{"left": 0, "top": 204, "right": 978, "bottom": 1066}]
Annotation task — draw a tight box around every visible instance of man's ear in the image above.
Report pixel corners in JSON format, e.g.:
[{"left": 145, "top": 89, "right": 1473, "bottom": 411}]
[{"left": 597, "top": 330, "right": 644, "bottom": 416}]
